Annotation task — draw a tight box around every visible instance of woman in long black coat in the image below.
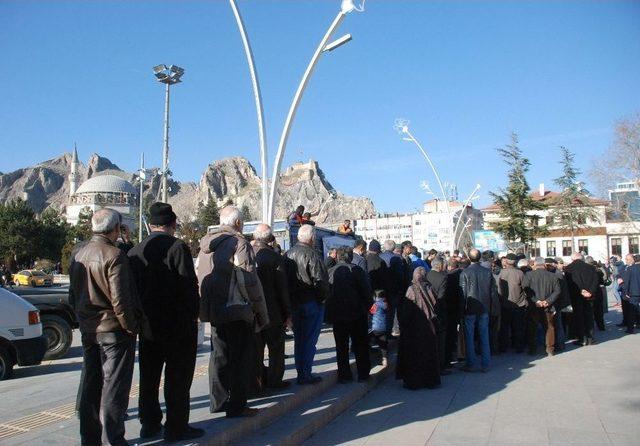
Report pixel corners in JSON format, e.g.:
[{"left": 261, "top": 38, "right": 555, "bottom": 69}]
[{"left": 396, "top": 267, "right": 441, "bottom": 389}]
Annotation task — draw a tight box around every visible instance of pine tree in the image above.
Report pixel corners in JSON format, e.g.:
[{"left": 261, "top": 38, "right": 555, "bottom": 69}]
[
  {"left": 549, "top": 146, "right": 600, "bottom": 252},
  {"left": 0, "top": 199, "right": 41, "bottom": 264},
  {"left": 489, "top": 133, "right": 547, "bottom": 249},
  {"left": 197, "top": 199, "right": 220, "bottom": 228}
]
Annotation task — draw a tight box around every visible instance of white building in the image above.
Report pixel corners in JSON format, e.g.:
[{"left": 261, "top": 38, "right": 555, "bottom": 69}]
[
  {"left": 66, "top": 149, "right": 138, "bottom": 228},
  {"left": 354, "top": 199, "right": 484, "bottom": 252},
  {"left": 481, "top": 183, "right": 640, "bottom": 261}
]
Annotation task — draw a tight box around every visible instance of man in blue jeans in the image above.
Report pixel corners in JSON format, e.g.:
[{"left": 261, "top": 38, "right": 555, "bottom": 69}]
[
  {"left": 285, "top": 225, "right": 330, "bottom": 384},
  {"left": 460, "top": 249, "right": 500, "bottom": 373}
]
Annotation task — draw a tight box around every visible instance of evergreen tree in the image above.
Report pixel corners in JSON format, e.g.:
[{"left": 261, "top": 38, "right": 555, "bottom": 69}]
[
  {"left": 39, "top": 208, "right": 71, "bottom": 261},
  {"left": 0, "top": 199, "right": 41, "bottom": 265},
  {"left": 489, "top": 133, "right": 547, "bottom": 248},
  {"left": 240, "top": 204, "right": 252, "bottom": 222},
  {"left": 197, "top": 199, "right": 220, "bottom": 228},
  {"left": 549, "top": 146, "right": 600, "bottom": 252},
  {"left": 73, "top": 207, "right": 94, "bottom": 241}
]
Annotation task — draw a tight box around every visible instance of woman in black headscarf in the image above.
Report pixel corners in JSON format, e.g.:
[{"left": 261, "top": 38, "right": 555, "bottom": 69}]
[{"left": 396, "top": 266, "right": 441, "bottom": 389}]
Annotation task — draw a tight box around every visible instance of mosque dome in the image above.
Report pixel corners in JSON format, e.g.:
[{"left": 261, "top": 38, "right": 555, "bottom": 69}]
[{"left": 75, "top": 174, "right": 136, "bottom": 195}]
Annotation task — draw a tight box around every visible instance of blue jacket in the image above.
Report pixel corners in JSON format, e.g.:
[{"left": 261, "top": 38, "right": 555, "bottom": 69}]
[
  {"left": 409, "top": 254, "right": 431, "bottom": 272},
  {"left": 371, "top": 296, "right": 388, "bottom": 332}
]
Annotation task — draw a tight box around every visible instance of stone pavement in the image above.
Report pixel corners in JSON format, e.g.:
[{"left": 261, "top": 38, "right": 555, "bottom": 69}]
[
  {"left": 0, "top": 327, "right": 343, "bottom": 446},
  {"left": 304, "top": 308, "right": 640, "bottom": 446}
]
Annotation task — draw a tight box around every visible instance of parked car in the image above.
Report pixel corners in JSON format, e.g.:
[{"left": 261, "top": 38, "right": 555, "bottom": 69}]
[
  {"left": 13, "top": 270, "right": 53, "bottom": 287},
  {"left": 0, "top": 287, "right": 48, "bottom": 380},
  {"left": 12, "top": 287, "right": 77, "bottom": 360}
]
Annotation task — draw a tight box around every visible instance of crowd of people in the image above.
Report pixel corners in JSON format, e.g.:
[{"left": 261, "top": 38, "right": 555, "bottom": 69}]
[{"left": 66, "top": 203, "right": 640, "bottom": 445}]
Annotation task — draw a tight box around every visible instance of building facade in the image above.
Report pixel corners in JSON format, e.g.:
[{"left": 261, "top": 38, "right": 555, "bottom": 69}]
[
  {"left": 481, "top": 183, "right": 640, "bottom": 261},
  {"left": 354, "top": 199, "right": 484, "bottom": 252},
  {"left": 66, "top": 149, "right": 138, "bottom": 228}
]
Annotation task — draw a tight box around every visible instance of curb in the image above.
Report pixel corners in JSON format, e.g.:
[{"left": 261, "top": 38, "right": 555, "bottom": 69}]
[{"left": 201, "top": 355, "right": 395, "bottom": 446}]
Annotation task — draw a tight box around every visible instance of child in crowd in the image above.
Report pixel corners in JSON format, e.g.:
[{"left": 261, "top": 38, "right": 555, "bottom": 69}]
[{"left": 370, "top": 289, "right": 389, "bottom": 366}]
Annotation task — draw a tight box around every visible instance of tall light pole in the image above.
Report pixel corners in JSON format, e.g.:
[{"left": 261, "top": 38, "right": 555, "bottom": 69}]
[
  {"left": 452, "top": 183, "right": 481, "bottom": 249},
  {"left": 266, "top": 0, "right": 365, "bottom": 224},
  {"left": 153, "top": 64, "right": 184, "bottom": 203},
  {"left": 394, "top": 118, "right": 454, "bottom": 251},
  {"left": 138, "top": 153, "right": 147, "bottom": 243},
  {"left": 228, "top": 0, "right": 269, "bottom": 222}
]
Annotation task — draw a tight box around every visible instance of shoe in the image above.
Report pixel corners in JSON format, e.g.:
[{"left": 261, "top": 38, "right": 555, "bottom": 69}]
[
  {"left": 297, "top": 375, "right": 322, "bottom": 385},
  {"left": 572, "top": 340, "right": 585, "bottom": 347},
  {"left": 440, "top": 369, "right": 452, "bottom": 376},
  {"left": 547, "top": 352, "right": 554, "bottom": 357},
  {"left": 461, "top": 365, "right": 477, "bottom": 373},
  {"left": 163, "top": 426, "right": 205, "bottom": 441},
  {"left": 267, "top": 381, "right": 291, "bottom": 389},
  {"left": 226, "top": 407, "right": 260, "bottom": 418},
  {"left": 140, "top": 424, "right": 162, "bottom": 439},
  {"left": 586, "top": 338, "right": 597, "bottom": 346}
]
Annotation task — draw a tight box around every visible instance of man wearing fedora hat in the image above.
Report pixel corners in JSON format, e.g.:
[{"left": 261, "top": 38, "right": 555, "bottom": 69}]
[{"left": 128, "top": 202, "right": 204, "bottom": 442}]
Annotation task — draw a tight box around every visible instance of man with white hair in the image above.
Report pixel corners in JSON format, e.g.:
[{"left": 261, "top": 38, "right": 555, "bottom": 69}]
[
  {"left": 564, "top": 252, "right": 600, "bottom": 346},
  {"left": 522, "top": 257, "right": 561, "bottom": 356},
  {"left": 285, "top": 224, "right": 330, "bottom": 384},
  {"left": 252, "top": 224, "right": 291, "bottom": 389},
  {"left": 198, "top": 206, "right": 269, "bottom": 418},
  {"left": 69, "top": 208, "right": 145, "bottom": 446}
]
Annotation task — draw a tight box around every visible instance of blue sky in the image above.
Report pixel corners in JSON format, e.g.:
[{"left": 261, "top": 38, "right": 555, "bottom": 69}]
[{"left": 1, "top": 0, "right": 639, "bottom": 213}]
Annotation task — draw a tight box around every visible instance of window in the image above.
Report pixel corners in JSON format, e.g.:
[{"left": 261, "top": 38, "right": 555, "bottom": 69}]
[
  {"left": 577, "top": 215, "right": 587, "bottom": 225},
  {"left": 530, "top": 241, "right": 541, "bottom": 257},
  {"left": 546, "top": 241, "right": 556, "bottom": 257},
  {"left": 562, "top": 240, "right": 573, "bottom": 256},
  {"left": 630, "top": 237, "right": 639, "bottom": 254},
  {"left": 578, "top": 239, "right": 589, "bottom": 255},
  {"left": 612, "top": 238, "right": 622, "bottom": 256},
  {"left": 546, "top": 215, "right": 554, "bottom": 226}
]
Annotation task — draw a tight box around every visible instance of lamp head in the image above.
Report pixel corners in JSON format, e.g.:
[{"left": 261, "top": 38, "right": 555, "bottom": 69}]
[{"left": 341, "top": 0, "right": 366, "bottom": 14}]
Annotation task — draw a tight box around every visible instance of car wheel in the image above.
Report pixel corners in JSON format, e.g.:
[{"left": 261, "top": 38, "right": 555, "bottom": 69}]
[
  {"left": 30, "top": 280, "right": 36, "bottom": 287},
  {"left": 0, "top": 347, "right": 14, "bottom": 380},
  {"left": 41, "top": 315, "right": 73, "bottom": 360}
]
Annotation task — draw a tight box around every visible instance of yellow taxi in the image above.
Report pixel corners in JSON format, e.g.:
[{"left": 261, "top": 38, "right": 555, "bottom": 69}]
[{"left": 13, "top": 270, "right": 53, "bottom": 287}]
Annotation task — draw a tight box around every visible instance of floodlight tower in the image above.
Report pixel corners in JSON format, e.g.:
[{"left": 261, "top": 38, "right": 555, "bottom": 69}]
[
  {"left": 266, "top": 0, "right": 366, "bottom": 224},
  {"left": 153, "top": 64, "right": 184, "bottom": 203}
]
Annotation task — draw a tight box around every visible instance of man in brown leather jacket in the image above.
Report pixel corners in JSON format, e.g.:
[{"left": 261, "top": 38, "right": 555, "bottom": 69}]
[{"left": 70, "top": 208, "right": 144, "bottom": 446}]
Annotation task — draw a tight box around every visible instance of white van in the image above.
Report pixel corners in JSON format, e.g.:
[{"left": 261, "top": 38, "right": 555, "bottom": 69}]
[{"left": 0, "top": 287, "right": 48, "bottom": 380}]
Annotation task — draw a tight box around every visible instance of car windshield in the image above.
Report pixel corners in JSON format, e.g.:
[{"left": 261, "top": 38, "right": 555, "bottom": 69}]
[{"left": 18, "top": 271, "right": 30, "bottom": 276}]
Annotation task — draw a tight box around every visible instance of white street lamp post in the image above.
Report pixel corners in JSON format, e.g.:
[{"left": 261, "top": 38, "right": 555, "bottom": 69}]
[
  {"left": 395, "top": 119, "right": 454, "bottom": 251},
  {"left": 138, "top": 153, "right": 146, "bottom": 243},
  {"left": 229, "top": 0, "right": 269, "bottom": 222},
  {"left": 153, "top": 64, "right": 184, "bottom": 203},
  {"left": 266, "top": 0, "right": 365, "bottom": 224},
  {"left": 452, "top": 183, "right": 481, "bottom": 249}
]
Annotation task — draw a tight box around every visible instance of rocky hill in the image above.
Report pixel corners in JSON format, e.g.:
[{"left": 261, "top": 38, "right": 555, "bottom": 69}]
[{"left": 0, "top": 153, "right": 376, "bottom": 224}]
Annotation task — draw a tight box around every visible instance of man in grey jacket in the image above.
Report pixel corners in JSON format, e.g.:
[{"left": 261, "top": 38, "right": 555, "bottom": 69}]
[
  {"left": 460, "top": 249, "right": 500, "bottom": 372},
  {"left": 497, "top": 253, "right": 527, "bottom": 353},
  {"left": 198, "top": 206, "right": 268, "bottom": 418},
  {"left": 522, "top": 257, "right": 561, "bottom": 356}
]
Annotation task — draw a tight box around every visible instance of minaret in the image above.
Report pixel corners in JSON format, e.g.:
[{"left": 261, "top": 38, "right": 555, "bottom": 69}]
[{"left": 69, "top": 143, "right": 79, "bottom": 198}]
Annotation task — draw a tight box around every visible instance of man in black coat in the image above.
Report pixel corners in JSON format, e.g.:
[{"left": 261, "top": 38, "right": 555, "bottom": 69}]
[
  {"left": 522, "top": 258, "right": 561, "bottom": 356},
  {"left": 327, "top": 247, "right": 372, "bottom": 382},
  {"left": 252, "top": 224, "right": 291, "bottom": 389},
  {"left": 445, "top": 258, "right": 464, "bottom": 366},
  {"left": 128, "top": 203, "right": 203, "bottom": 442},
  {"left": 564, "top": 252, "right": 600, "bottom": 346},
  {"left": 426, "top": 256, "right": 449, "bottom": 373},
  {"left": 365, "top": 239, "right": 390, "bottom": 294}
]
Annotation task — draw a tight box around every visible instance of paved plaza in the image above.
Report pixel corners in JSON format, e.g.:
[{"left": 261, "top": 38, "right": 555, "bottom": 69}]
[{"left": 0, "top": 304, "right": 638, "bottom": 445}]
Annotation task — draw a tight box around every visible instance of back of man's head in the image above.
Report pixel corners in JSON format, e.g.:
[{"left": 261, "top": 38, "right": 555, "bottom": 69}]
[
  {"left": 533, "top": 257, "right": 546, "bottom": 269},
  {"left": 253, "top": 223, "right": 273, "bottom": 243},
  {"left": 92, "top": 209, "right": 121, "bottom": 235},
  {"left": 220, "top": 206, "right": 242, "bottom": 230},
  {"left": 431, "top": 257, "right": 444, "bottom": 271},
  {"left": 354, "top": 238, "right": 366, "bottom": 253},
  {"left": 336, "top": 246, "right": 353, "bottom": 263},
  {"left": 298, "top": 224, "right": 315, "bottom": 244},
  {"left": 585, "top": 256, "right": 595, "bottom": 265},
  {"left": 571, "top": 252, "right": 584, "bottom": 261},
  {"left": 468, "top": 249, "right": 481, "bottom": 263},
  {"left": 383, "top": 240, "right": 396, "bottom": 252}
]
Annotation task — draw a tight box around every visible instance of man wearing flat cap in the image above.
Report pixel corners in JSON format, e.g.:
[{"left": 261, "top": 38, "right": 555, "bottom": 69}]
[
  {"left": 496, "top": 253, "right": 527, "bottom": 353},
  {"left": 128, "top": 202, "right": 204, "bottom": 442}
]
